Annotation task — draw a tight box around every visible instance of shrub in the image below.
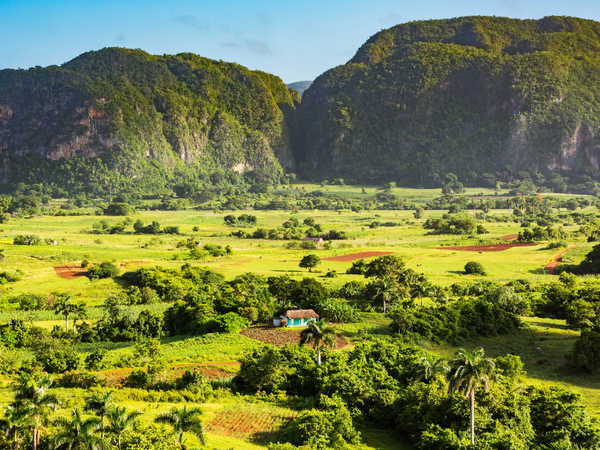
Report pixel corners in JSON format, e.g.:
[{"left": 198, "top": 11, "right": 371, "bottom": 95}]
[
  {"left": 213, "top": 312, "right": 248, "bottom": 333},
  {"left": 87, "top": 261, "right": 119, "bottom": 280},
  {"left": 318, "top": 298, "right": 359, "bottom": 323},
  {"left": 56, "top": 371, "right": 100, "bottom": 388},
  {"left": 13, "top": 234, "right": 41, "bottom": 245},
  {"left": 104, "top": 202, "right": 132, "bottom": 216},
  {"left": 36, "top": 348, "right": 80, "bottom": 373},
  {"left": 84, "top": 349, "right": 107, "bottom": 370},
  {"left": 281, "top": 396, "right": 361, "bottom": 449},
  {"left": 571, "top": 327, "right": 600, "bottom": 373},
  {"left": 125, "top": 369, "right": 150, "bottom": 388},
  {"left": 464, "top": 261, "right": 486, "bottom": 275}
]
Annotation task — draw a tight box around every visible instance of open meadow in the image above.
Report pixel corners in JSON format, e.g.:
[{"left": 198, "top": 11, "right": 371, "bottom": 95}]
[{"left": 0, "top": 184, "right": 599, "bottom": 449}]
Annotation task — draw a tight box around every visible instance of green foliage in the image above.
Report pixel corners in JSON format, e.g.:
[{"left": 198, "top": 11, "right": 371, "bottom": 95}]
[
  {"left": 86, "top": 261, "right": 119, "bottom": 280},
  {"left": 299, "top": 254, "right": 321, "bottom": 272},
  {"left": 387, "top": 298, "right": 521, "bottom": 343},
  {"left": 424, "top": 214, "right": 476, "bottom": 235},
  {"left": 281, "top": 396, "right": 361, "bottom": 449},
  {"left": 104, "top": 203, "right": 133, "bottom": 216},
  {"left": 35, "top": 348, "right": 80, "bottom": 373},
  {"left": 464, "top": 261, "right": 486, "bottom": 275},
  {"left": 13, "top": 234, "right": 41, "bottom": 245}
]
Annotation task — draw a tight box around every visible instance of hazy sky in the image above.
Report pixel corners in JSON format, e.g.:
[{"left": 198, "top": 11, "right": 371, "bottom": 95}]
[{"left": 2, "top": 0, "right": 599, "bottom": 82}]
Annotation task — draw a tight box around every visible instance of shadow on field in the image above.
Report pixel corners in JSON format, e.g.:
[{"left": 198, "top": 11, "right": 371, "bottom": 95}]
[{"left": 447, "top": 270, "right": 466, "bottom": 275}]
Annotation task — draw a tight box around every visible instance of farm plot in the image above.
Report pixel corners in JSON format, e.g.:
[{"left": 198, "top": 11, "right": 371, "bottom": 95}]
[
  {"left": 206, "top": 404, "right": 298, "bottom": 441},
  {"left": 241, "top": 326, "right": 348, "bottom": 349}
]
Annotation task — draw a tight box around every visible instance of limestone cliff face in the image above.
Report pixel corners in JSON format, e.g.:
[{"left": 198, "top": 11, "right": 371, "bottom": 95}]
[
  {"left": 293, "top": 16, "right": 600, "bottom": 185},
  {"left": 0, "top": 48, "right": 298, "bottom": 186}
]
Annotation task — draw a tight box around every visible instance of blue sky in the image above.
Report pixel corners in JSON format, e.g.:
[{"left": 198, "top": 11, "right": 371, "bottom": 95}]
[{"left": 2, "top": 0, "right": 599, "bottom": 82}]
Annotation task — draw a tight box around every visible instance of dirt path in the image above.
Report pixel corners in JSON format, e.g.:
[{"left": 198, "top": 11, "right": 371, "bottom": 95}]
[
  {"left": 322, "top": 251, "right": 393, "bottom": 262},
  {"left": 500, "top": 233, "right": 519, "bottom": 241},
  {"left": 545, "top": 245, "right": 575, "bottom": 274}
]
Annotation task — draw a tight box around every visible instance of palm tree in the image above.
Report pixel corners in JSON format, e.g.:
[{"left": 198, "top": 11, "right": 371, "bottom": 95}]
[
  {"left": 84, "top": 391, "right": 113, "bottom": 439},
  {"left": 13, "top": 374, "right": 59, "bottom": 450},
  {"left": 0, "top": 405, "right": 31, "bottom": 450},
  {"left": 411, "top": 279, "right": 433, "bottom": 307},
  {"left": 412, "top": 355, "right": 449, "bottom": 383},
  {"left": 373, "top": 275, "right": 405, "bottom": 313},
  {"left": 154, "top": 406, "right": 205, "bottom": 449},
  {"left": 53, "top": 408, "right": 103, "bottom": 450},
  {"left": 447, "top": 348, "right": 496, "bottom": 447},
  {"left": 105, "top": 406, "right": 142, "bottom": 447},
  {"left": 71, "top": 302, "right": 87, "bottom": 333},
  {"left": 53, "top": 294, "right": 77, "bottom": 332},
  {"left": 300, "top": 321, "right": 336, "bottom": 366}
]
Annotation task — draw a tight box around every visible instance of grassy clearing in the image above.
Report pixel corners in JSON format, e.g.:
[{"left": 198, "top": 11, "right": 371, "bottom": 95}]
[{"left": 0, "top": 185, "right": 597, "bottom": 448}]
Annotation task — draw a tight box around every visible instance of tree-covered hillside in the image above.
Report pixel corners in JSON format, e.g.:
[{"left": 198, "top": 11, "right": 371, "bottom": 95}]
[
  {"left": 294, "top": 16, "right": 600, "bottom": 187},
  {"left": 0, "top": 48, "right": 299, "bottom": 196}
]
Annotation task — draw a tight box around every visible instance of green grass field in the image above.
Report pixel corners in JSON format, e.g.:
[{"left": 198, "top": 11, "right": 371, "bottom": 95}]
[{"left": 0, "top": 185, "right": 597, "bottom": 448}]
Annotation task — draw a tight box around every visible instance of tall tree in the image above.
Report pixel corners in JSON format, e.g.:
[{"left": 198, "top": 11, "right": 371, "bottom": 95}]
[
  {"left": 0, "top": 405, "right": 30, "bottom": 450},
  {"left": 71, "top": 302, "right": 87, "bottom": 333},
  {"left": 447, "top": 348, "right": 496, "bottom": 446},
  {"left": 53, "top": 408, "right": 103, "bottom": 450},
  {"left": 84, "top": 391, "right": 113, "bottom": 439},
  {"left": 299, "top": 254, "right": 320, "bottom": 272},
  {"left": 13, "top": 374, "right": 58, "bottom": 450},
  {"left": 300, "top": 321, "right": 336, "bottom": 365},
  {"left": 53, "top": 294, "right": 77, "bottom": 332},
  {"left": 154, "top": 406, "right": 205, "bottom": 449},
  {"left": 105, "top": 406, "right": 142, "bottom": 447}
]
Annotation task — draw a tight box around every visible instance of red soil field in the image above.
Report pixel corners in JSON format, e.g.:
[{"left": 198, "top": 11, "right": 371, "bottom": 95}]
[
  {"left": 322, "top": 251, "right": 393, "bottom": 262},
  {"left": 54, "top": 265, "right": 88, "bottom": 279},
  {"left": 241, "top": 326, "right": 347, "bottom": 349},
  {"left": 436, "top": 243, "right": 536, "bottom": 252},
  {"left": 545, "top": 245, "right": 575, "bottom": 274}
]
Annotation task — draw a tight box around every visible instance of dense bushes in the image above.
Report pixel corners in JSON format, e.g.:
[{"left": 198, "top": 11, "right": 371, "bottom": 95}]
[
  {"left": 234, "top": 337, "right": 600, "bottom": 448},
  {"left": 464, "top": 261, "right": 486, "bottom": 275},
  {"left": 423, "top": 214, "right": 476, "bottom": 235},
  {"left": 86, "top": 261, "right": 119, "bottom": 280},
  {"left": 387, "top": 298, "right": 521, "bottom": 343}
]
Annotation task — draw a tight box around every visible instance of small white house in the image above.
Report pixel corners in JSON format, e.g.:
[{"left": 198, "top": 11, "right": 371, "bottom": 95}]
[{"left": 273, "top": 309, "right": 319, "bottom": 327}]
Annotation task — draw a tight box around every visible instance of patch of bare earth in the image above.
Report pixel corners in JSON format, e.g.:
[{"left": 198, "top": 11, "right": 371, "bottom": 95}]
[
  {"left": 54, "top": 265, "right": 88, "bottom": 279},
  {"left": 323, "top": 251, "right": 393, "bottom": 262}
]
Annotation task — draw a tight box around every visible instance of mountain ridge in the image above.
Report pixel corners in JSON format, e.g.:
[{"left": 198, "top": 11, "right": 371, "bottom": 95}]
[{"left": 293, "top": 15, "right": 600, "bottom": 186}]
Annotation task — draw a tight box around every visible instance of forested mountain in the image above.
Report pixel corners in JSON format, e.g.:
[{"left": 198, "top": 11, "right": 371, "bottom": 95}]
[
  {"left": 293, "top": 16, "right": 600, "bottom": 186},
  {"left": 287, "top": 81, "right": 312, "bottom": 96},
  {"left": 0, "top": 48, "right": 299, "bottom": 196},
  {"left": 3, "top": 17, "right": 600, "bottom": 195}
]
